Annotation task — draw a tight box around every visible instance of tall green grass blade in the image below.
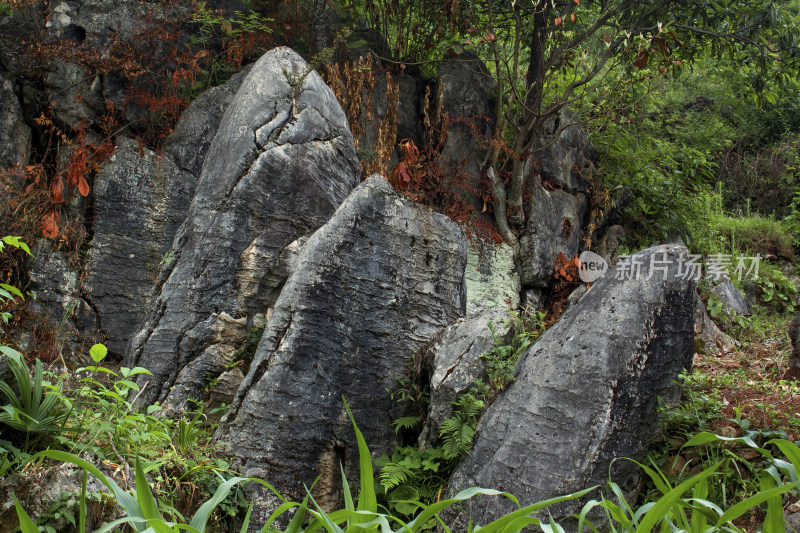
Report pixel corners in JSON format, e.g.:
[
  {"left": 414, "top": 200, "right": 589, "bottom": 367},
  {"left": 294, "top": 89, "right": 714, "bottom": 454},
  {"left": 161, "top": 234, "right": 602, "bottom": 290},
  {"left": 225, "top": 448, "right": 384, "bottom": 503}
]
[
  {"left": 306, "top": 486, "right": 346, "bottom": 533},
  {"left": 476, "top": 486, "right": 598, "bottom": 533},
  {"left": 768, "top": 439, "right": 800, "bottom": 481},
  {"left": 284, "top": 495, "right": 309, "bottom": 533},
  {"left": 343, "top": 395, "right": 377, "bottom": 533},
  {"left": 341, "top": 462, "right": 355, "bottom": 530},
  {"left": 136, "top": 456, "right": 162, "bottom": 521},
  {"left": 13, "top": 494, "right": 40, "bottom": 533},
  {"left": 79, "top": 468, "right": 88, "bottom": 533},
  {"left": 760, "top": 474, "right": 784, "bottom": 533},
  {"left": 635, "top": 462, "right": 720, "bottom": 533},
  {"left": 239, "top": 502, "right": 253, "bottom": 533},
  {"left": 189, "top": 476, "right": 250, "bottom": 531},
  {"left": 690, "top": 478, "right": 709, "bottom": 532},
  {"left": 262, "top": 501, "right": 303, "bottom": 532},
  {"left": 714, "top": 481, "right": 797, "bottom": 528},
  {"left": 682, "top": 432, "right": 760, "bottom": 451}
]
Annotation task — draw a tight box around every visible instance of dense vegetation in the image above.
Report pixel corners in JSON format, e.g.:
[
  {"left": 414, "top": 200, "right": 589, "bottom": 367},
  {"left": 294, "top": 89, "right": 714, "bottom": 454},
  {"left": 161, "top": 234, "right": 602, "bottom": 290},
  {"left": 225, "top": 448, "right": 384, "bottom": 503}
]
[{"left": 2, "top": 0, "right": 800, "bottom": 531}]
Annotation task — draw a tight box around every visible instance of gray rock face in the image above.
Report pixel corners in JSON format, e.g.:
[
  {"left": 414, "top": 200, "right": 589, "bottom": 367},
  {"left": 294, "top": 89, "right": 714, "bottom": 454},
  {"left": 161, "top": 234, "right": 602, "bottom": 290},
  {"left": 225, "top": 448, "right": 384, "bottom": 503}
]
[
  {"left": 45, "top": 61, "right": 103, "bottom": 130},
  {"left": 465, "top": 242, "right": 520, "bottom": 315},
  {"left": 125, "top": 47, "right": 360, "bottom": 410},
  {"left": 528, "top": 108, "right": 595, "bottom": 193},
  {"left": 438, "top": 52, "right": 495, "bottom": 206},
  {"left": 712, "top": 280, "right": 749, "bottom": 315},
  {"left": 0, "top": 73, "right": 30, "bottom": 171},
  {"left": 418, "top": 310, "right": 512, "bottom": 447},
  {"left": 448, "top": 244, "right": 696, "bottom": 527},
  {"left": 519, "top": 176, "right": 588, "bottom": 288},
  {"left": 84, "top": 70, "right": 247, "bottom": 356},
  {"left": 26, "top": 241, "right": 98, "bottom": 356},
  {"left": 694, "top": 293, "right": 735, "bottom": 354},
  {"left": 217, "top": 176, "right": 467, "bottom": 520}
]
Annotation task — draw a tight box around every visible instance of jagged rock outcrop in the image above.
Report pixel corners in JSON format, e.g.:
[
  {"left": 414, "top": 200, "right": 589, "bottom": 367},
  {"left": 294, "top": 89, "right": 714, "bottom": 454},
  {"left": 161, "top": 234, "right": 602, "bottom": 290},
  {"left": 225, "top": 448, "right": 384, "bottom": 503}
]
[
  {"left": 465, "top": 242, "right": 520, "bottom": 314},
  {"left": 695, "top": 293, "right": 735, "bottom": 354},
  {"left": 447, "top": 243, "right": 696, "bottom": 527},
  {"left": 437, "top": 51, "right": 495, "bottom": 207},
  {"left": 418, "top": 310, "right": 512, "bottom": 447},
  {"left": 0, "top": 73, "right": 30, "bottom": 171},
  {"left": 217, "top": 175, "right": 467, "bottom": 523},
  {"left": 528, "top": 108, "right": 595, "bottom": 194},
  {"left": 83, "top": 69, "right": 248, "bottom": 356},
  {"left": 712, "top": 279, "right": 750, "bottom": 316},
  {"left": 519, "top": 175, "right": 588, "bottom": 288},
  {"left": 26, "top": 242, "right": 98, "bottom": 353},
  {"left": 125, "top": 47, "right": 361, "bottom": 410}
]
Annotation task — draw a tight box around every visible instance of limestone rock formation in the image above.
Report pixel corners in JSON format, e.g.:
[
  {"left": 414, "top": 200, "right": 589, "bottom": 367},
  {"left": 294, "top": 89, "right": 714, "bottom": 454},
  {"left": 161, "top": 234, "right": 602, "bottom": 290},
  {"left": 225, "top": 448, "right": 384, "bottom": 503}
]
[
  {"left": 217, "top": 175, "right": 467, "bottom": 523},
  {"left": 712, "top": 279, "right": 750, "bottom": 316},
  {"left": 84, "top": 69, "right": 248, "bottom": 356},
  {"left": 519, "top": 175, "right": 588, "bottom": 288},
  {"left": 0, "top": 73, "right": 30, "bottom": 171},
  {"left": 448, "top": 243, "right": 696, "bottom": 527},
  {"left": 125, "top": 47, "right": 360, "bottom": 410},
  {"left": 418, "top": 310, "right": 513, "bottom": 447},
  {"left": 465, "top": 242, "right": 520, "bottom": 314},
  {"left": 695, "top": 293, "right": 735, "bottom": 354}
]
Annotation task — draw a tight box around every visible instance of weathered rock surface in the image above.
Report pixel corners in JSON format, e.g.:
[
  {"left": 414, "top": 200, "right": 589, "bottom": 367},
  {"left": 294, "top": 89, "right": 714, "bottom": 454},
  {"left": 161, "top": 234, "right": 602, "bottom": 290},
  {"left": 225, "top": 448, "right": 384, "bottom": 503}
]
[
  {"left": 519, "top": 175, "right": 588, "bottom": 288},
  {"left": 125, "top": 47, "right": 360, "bottom": 410},
  {"left": 0, "top": 73, "right": 30, "bottom": 171},
  {"left": 418, "top": 310, "right": 512, "bottom": 447},
  {"left": 437, "top": 51, "right": 495, "bottom": 207},
  {"left": 217, "top": 175, "right": 467, "bottom": 522},
  {"left": 712, "top": 279, "right": 749, "bottom": 315},
  {"left": 465, "top": 242, "right": 520, "bottom": 314},
  {"left": 527, "top": 108, "right": 595, "bottom": 193},
  {"left": 695, "top": 293, "right": 735, "bottom": 354},
  {"left": 84, "top": 70, "right": 247, "bottom": 356},
  {"left": 0, "top": 458, "right": 120, "bottom": 532},
  {"left": 28, "top": 241, "right": 97, "bottom": 336},
  {"left": 45, "top": 61, "right": 103, "bottom": 130},
  {"left": 448, "top": 243, "right": 696, "bottom": 527}
]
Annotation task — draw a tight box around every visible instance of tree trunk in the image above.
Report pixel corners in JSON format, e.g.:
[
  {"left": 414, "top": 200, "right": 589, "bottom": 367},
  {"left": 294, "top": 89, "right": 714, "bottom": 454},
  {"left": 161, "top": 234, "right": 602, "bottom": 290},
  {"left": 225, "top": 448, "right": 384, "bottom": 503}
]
[{"left": 508, "top": 0, "right": 549, "bottom": 229}]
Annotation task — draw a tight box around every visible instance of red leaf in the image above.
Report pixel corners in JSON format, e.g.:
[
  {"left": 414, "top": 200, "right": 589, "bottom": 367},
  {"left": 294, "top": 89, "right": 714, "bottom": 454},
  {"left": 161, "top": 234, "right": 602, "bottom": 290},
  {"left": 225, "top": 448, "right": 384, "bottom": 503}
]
[
  {"left": 554, "top": 16, "right": 562, "bottom": 26},
  {"left": 633, "top": 50, "right": 649, "bottom": 69},
  {"left": 41, "top": 212, "right": 59, "bottom": 239},
  {"left": 50, "top": 175, "right": 65, "bottom": 204},
  {"left": 24, "top": 182, "right": 35, "bottom": 194},
  {"left": 78, "top": 175, "right": 90, "bottom": 197},
  {"left": 398, "top": 162, "right": 411, "bottom": 185}
]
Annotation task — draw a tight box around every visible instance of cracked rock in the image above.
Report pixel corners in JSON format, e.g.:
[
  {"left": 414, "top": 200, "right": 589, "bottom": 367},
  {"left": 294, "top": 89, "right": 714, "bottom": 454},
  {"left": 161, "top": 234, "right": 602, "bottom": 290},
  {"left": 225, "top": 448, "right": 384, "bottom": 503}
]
[
  {"left": 216, "top": 175, "right": 466, "bottom": 526},
  {"left": 418, "top": 310, "right": 513, "bottom": 447},
  {"left": 447, "top": 244, "right": 695, "bottom": 528},
  {"left": 84, "top": 69, "right": 248, "bottom": 357},
  {"left": 125, "top": 47, "right": 360, "bottom": 412}
]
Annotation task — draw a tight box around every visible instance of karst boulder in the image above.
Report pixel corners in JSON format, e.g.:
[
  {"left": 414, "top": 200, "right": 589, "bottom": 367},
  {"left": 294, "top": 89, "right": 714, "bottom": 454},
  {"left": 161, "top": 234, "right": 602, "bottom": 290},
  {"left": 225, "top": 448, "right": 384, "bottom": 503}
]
[
  {"left": 124, "top": 47, "right": 361, "bottom": 411},
  {"left": 217, "top": 175, "right": 467, "bottom": 524},
  {"left": 447, "top": 243, "right": 696, "bottom": 527}
]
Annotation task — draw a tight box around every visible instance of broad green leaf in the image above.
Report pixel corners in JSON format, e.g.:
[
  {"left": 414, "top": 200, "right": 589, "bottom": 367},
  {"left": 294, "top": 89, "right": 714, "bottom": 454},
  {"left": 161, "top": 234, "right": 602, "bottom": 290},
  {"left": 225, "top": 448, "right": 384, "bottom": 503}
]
[
  {"left": 90, "top": 343, "right": 108, "bottom": 363},
  {"left": 13, "top": 494, "right": 40, "bottom": 533}
]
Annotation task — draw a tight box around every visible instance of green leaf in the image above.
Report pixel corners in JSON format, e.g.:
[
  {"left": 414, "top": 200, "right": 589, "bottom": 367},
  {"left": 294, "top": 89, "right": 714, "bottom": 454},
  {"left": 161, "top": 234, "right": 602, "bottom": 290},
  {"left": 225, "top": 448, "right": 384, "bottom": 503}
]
[
  {"left": 90, "top": 343, "right": 108, "bottom": 363},
  {"left": 188, "top": 476, "right": 251, "bottom": 532},
  {"left": 136, "top": 457, "right": 162, "bottom": 521},
  {"left": 343, "top": 396, "right": 377, "bottom": 517},
  {"left": 635, "top": 463, "right": 720, "bottom": 533},
  {"left": 13, "top": 494, "right": 40, "bottom": 533}
]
